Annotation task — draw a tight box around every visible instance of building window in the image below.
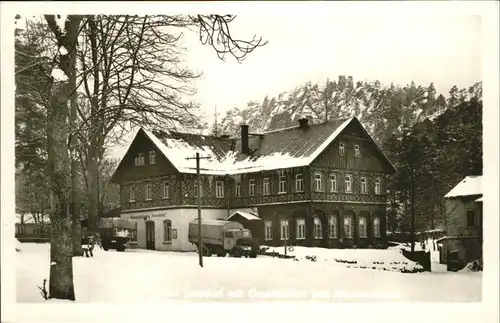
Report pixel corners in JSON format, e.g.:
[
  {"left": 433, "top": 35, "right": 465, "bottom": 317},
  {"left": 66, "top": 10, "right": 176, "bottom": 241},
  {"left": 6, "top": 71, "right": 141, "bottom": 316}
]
[
  {"left": 163, "top": 219, "right": 172, "bottom": 243},
  {"left": 129, "top": 186, "right": 135, "bottom": 202},
  {"left": 134, "top": 153, "right": 145, "bottom": 166},
  {"left": 466, "top": 211, "right": 475, "bottom": 227},
  {"left": 131, "top": 222, "right": 138, "bottom": 242},
  {"left": 344, "top": 216, "right": 353, "bottom": 238},
  {"left": 215, "top": 181, "right": 224, "bottom": 198},
  {"left": 265, "top": 221, "right": 273, "bottom": 241},
  {"left": 149, "top": 150, "right": 156, "bottom": 164},
  {"left": 280, "top": 220, "right": 289, "bottom": 240},
  {"left": 145, "top": 183, "right": 152, "bottom": 200},
  {"left": 314, "top": 172, "right": 323, "bottom": 192},
  {"left": 329, "top": 173, "right": 337, "bottom": 192},
  {"left": 329, "top": 215, "right": 337, "bottom": 238},
  {"left": 278, "top": 169, "right": 287, "bottom": 193},
  {"left": 313, "top": 217, "right": 322, "bottom": 239},
  {"left": 360, "top": 177, "right": 367, "bottom": 194},
  {"left": 339, "top": 143, "right": 345, "bottom": 156},
  {"left": 163, "top": 182, "right": 169, "bottom": 198},
  {"left": 296, "top": 219, "right": 306, "bottom": 240},
  {"left": 194, "top": 179, "right": 203, "bottom": 198},
  {"left": 374, "top": 178, "right": 381, "bottom": 195},
  {"left": 249, "top": 178, "right": 256, "bottom": 196},
  {"left": 263, "top": 177, "right": 271, "bottom": 195},
  {"left": 359, "top": 217, "right": 367, "bottom": 238},
  {"left": 295, "top": 173, "right": 304, "bottom": 192},
  {"left": 235, "top": 180, "right": 241, "bottom": 197},
  {"left": 354, "top": 144, "right": 360, "bottom": 157},
  {"left": 345, "top": 175, "right": 352, "bottom": 193},
  {"left": 373, "top": 217, "right": 381, "bottom": 237}
]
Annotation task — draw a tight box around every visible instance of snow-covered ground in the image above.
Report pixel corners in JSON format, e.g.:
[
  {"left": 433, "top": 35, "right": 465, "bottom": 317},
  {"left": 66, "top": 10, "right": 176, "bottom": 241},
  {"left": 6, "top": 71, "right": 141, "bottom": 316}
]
[
  {"left": 17, "top": 243, "right": 481, "bottom": 303},
  {"left": 264, "top": 237, "right": 449, "bottom": 273},
  {"left": 263, "top": 245, "right": 424, "bottom": 272}
]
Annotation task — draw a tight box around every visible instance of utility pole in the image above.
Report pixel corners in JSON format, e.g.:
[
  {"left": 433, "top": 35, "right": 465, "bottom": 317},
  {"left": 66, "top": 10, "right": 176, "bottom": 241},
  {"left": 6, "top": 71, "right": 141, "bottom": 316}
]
[{"left": 186, "top": 152, "right": 211, "bottom": 268}]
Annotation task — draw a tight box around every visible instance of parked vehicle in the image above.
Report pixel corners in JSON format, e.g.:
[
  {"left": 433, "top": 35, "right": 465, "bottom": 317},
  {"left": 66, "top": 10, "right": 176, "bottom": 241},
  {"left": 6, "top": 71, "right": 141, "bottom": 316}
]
[
  {"left": 188, "top": 219, "right": 259, "bottom": 258},
  {"left": 98, "top": 217, "right": 137, "bottom": 252}
]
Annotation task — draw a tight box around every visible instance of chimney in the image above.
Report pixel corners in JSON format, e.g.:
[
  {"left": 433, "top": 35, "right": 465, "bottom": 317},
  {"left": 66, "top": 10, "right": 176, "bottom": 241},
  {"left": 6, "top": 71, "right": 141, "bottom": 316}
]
[
  {"left": 240, "top": 124, "right": 249, "bottom": 154},
  {"left": 298, "top": 117, "right": 309, "bottom": 129}
]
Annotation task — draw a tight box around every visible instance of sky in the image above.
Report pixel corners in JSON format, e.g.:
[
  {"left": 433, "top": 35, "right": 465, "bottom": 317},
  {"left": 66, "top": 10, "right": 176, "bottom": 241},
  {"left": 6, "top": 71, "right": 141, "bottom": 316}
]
[
  {"left": 105, "top": 11, "right": 482, "bottom": 159},
  {"left": 2, "top": 2, "right": 484, "bottom": 160},
  {"left": 179, "top": 12, "right": 482, "bottom": 124}
]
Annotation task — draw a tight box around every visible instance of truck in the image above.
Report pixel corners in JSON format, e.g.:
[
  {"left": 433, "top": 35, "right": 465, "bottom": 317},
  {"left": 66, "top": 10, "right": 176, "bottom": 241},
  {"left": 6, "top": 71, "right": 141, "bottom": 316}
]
[
  {"left": 98, "top": 217, "right": 137, "bottom": 252},
  {"left": 188, "top": 219, "right": 259, "bottom": 258}
]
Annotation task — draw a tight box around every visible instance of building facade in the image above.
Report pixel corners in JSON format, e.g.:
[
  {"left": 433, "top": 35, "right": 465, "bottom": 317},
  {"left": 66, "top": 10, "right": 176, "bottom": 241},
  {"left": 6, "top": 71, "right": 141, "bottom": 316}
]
[
  {"left": 438, "top": 176, "right": 483, "bottom": 264},
  {"left": 110, "top": 117, "right": 396, "bottom": 251}
]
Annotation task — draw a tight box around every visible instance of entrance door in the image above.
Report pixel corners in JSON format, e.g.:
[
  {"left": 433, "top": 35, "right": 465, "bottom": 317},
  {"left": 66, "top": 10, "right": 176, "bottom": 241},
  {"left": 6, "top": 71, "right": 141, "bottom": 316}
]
[{"left": 146, "top": 221, "right": 155, "bottom": 250}]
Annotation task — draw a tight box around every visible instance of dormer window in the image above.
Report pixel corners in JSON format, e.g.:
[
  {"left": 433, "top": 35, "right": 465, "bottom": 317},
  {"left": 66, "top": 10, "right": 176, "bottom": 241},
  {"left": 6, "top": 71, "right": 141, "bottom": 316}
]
[
  {"left": 149, "top": 151, "right": 156, "bottom": 164},
  {"left": 134, "top": 153, "right": 145, "bottom": 166},
  {"left": 354, "top": 144, "right": 361, "bottom": 157},
  {"left": 339, "top": 143, "right": 345, "bottom": 156}
]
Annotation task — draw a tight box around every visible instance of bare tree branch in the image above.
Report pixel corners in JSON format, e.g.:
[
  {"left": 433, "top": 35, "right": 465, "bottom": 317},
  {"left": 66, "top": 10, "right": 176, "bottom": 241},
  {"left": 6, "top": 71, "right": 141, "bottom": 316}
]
[{"left": 191, "top": 14, "right": 268, "bottom": 63}]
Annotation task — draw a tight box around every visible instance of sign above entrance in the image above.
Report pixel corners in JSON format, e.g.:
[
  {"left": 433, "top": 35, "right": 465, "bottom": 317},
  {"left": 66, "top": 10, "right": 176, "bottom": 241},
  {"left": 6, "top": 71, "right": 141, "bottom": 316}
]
[{"left": 128, "top": 213, "right": 166, "bottom": 220}]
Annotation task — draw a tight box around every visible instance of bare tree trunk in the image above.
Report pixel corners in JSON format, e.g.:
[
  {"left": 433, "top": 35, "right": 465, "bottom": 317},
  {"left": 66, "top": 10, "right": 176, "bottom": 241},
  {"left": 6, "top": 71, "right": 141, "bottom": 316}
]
[
  {"left": 45, "top": 14, "right": 82, "bottom": 301},
  {"left": 47, "top": 78, "right": 75, "bottom": 299},
  {"left": 70, "top": 59, "right": 83, "bottom": 257},
  {"left": 85, "top": 16, "right": 100, "bottom": 237}
]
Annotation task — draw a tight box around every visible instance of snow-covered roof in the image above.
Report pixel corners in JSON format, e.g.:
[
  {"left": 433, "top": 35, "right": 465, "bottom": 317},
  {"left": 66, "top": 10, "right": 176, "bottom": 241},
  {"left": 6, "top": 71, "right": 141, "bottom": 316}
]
[
  {"left": 113, "top": 117, "right": 395, "bottom": 178},
  {"left": 227, "top": 211, "right": 261, "bottom": 221},
  {"left": 444, "top": 176, "right": 482, "bottom": 198}
]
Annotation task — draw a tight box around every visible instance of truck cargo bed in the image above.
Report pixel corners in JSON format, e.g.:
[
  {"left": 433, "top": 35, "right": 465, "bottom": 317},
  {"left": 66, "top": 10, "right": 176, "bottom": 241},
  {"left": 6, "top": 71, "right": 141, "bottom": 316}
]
[{"left": 188, "top": 219, "right": 244, "bottom": 244}]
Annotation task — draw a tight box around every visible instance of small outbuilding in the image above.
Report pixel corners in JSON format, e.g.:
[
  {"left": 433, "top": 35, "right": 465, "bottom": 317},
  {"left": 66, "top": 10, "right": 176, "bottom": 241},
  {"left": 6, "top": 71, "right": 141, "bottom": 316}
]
[
  {"left": 227, "top": 211, "right": 264, "bottom": 242},
  {"left": 439, "top": 175, "right": 483, "bottom": 268}
]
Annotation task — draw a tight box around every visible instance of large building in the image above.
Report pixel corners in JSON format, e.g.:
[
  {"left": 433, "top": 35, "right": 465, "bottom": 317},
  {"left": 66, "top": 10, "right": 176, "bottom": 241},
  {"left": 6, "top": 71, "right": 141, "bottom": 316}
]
[{"left": 110, "top": 117, "right": 396, "bottom": 251}]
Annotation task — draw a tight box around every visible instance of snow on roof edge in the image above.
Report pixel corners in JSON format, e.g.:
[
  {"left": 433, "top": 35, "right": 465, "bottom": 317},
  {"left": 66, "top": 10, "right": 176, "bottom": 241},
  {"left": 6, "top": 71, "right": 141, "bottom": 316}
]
[
  {"left": 142, "top": 129, "right": 181, "bottom": 173},
  {"left": 444, "top": 175, "right": 482, "bottom": 198},
  {"left": 228, "top": 211, "right": 261, "bottom": 221}
]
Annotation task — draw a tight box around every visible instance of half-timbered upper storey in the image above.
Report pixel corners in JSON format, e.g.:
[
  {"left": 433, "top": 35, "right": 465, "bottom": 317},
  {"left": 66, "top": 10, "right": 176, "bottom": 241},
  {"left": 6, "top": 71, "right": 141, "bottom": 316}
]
[{"left": 111, "top": 117, "right": 396, "bottom": 211}]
